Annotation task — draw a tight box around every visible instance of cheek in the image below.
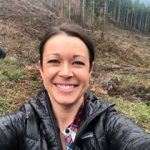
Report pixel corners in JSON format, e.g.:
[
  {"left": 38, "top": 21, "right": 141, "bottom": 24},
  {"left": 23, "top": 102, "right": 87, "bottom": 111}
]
[
  {"left": 40, "top": 67, "right": 55, "bottom": 81},
  {"left": 44, "top": 70, "right": 56, "bottom": 80},
  {"left": 77, "top": 70, "right": 91, "bottom": 84}
]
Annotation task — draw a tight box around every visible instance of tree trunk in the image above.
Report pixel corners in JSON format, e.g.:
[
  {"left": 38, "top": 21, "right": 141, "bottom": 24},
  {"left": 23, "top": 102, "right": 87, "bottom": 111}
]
[
  {"left": 82, "top": 0, "right": 85, "bottom": 25},
  {"left": 68, "top": 0, "right": 71, "bottom": 19},
  {"left": 91, "top": 0, "right": 95, "bottom": 31},
  {"left": 102, "top": 0, "right": 107, "bottom": 38}
]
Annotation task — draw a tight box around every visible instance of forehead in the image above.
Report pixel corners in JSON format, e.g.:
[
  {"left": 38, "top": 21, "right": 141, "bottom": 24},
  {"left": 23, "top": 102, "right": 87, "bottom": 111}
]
[
  {"left": 45, "top": 33, "right": 86, "bottom": 46},
  {"left": 43, "top": 33, "right": 89, "bottom": 56}
]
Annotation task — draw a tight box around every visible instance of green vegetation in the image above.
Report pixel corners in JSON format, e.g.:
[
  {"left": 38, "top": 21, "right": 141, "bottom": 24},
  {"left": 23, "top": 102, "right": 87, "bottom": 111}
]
[
  {"left": 0, "top": 56, "right": 38, "bottom": 115},
  {"left": 0, "top": 97, "right": 10, "bottom": 115},
  {"left": 0, "top": 57, "right": 24, "bottom": 81}
]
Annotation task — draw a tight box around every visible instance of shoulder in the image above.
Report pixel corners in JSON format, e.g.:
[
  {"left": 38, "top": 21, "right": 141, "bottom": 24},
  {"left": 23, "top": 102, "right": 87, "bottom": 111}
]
[
  {"left": 0, "top": 108, "right": 26, "bottom": 128},
  {"left": 0, "top": 94, "right": 39, "bottom": 132},
  {"left": 0, "top": 108, "right": 27, "bottom": 146},
  {"left": 0, "top": 99, "right": 36, "bottom": 131},
  {"left": 104, "top": 106, "right": 150, "bottom": 149},
  {"left": 0, "top": 97, "right": 39, "bottom": 149}
]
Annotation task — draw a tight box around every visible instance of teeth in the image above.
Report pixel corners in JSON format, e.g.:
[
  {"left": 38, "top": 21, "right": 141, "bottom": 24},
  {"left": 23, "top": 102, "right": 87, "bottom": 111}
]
[{"left": 56, "top": 84, "right": 74, "bottom": 89}]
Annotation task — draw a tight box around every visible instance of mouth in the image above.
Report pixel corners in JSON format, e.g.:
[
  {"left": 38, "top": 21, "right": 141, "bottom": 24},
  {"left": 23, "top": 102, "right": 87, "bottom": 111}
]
[{"left": 54, "top": 83, "right": 78, "bottom": 90}]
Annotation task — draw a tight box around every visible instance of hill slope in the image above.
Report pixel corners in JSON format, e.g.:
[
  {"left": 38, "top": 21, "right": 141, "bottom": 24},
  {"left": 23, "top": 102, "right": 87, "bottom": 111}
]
[{"left": 0, "top": 0, "right": 150, "bottom": 130}]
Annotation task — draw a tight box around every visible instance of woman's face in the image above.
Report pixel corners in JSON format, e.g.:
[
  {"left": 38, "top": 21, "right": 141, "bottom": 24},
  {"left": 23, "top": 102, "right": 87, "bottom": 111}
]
[{"left": 39, "top": 33, "right": 92, "bottom": 107}]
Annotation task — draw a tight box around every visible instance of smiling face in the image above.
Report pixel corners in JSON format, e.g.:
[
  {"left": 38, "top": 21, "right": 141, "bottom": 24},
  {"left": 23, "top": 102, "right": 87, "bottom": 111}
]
[{"left": 39, "top": 33, "right": 92, "bottom": 108}]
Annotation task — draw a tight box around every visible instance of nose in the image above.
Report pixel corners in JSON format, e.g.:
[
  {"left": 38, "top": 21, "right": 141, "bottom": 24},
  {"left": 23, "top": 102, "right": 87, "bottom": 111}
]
[{"left": 59, "top": 63, "right": 73, "bottom": 78}]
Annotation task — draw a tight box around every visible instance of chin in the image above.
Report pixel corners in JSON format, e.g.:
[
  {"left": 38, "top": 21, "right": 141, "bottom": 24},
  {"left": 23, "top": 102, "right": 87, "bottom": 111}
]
[{"left": 55, "top": 95, "right": 84, "bottom": 106}]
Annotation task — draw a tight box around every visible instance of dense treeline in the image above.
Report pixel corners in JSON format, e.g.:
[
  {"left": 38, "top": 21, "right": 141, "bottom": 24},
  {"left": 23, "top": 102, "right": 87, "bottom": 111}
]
[
  {"left": 107, "top": 0, "right": 150, "bottom": 33},
  {"left": 41, "top": 0, "right": 150, "bottom": 34}
]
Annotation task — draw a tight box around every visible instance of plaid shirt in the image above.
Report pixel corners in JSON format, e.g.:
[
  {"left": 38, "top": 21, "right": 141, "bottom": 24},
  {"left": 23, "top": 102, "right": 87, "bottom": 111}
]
[{"left": 63, "top": 103, "right": 85, "bottom": 150}]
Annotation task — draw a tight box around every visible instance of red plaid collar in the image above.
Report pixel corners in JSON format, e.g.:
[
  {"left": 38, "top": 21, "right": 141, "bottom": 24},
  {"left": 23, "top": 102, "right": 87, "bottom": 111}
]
[{"left": 69, "top": 102, "right": 85, "bottom": 128}]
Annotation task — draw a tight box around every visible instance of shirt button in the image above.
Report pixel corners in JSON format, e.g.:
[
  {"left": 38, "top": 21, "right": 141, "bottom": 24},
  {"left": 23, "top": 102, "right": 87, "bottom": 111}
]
[
  {"left": 63, "top": 128, "right": 71, "bottom": 136},
  {"left": 65, "top": 128, "right": 70, "bottom": 134}
]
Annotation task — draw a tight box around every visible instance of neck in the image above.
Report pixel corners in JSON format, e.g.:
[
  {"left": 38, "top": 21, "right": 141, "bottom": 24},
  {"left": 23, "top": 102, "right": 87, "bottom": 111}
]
[{"left": 50, "top": 98, "right": 84, "bottom": 132}]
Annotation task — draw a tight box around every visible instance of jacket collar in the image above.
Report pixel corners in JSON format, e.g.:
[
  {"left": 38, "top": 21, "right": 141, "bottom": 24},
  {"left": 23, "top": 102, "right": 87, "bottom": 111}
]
[
  {"left": 31, "top": 89, "right": 114, "bottom": 120},
  {"left": 84, "top": 91, "right": 114, "bottom": 118},
  {"left": 29, "top": 89, "right": 115, "bottom": 147}
]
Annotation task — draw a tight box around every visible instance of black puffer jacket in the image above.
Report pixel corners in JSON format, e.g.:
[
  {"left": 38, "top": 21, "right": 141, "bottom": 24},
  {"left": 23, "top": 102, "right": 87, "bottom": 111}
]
[{"left": 0, "top": 90, "right": 150, "bottom": 150}]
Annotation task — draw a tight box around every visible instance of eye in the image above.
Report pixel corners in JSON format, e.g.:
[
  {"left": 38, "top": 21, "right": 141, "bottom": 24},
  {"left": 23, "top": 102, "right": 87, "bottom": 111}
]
[
  {"left": 48, "top": 59, "right": 60, "bottom": 64},
  {"left": 73, "top": 61, "right": 85, "bottom": 66}
]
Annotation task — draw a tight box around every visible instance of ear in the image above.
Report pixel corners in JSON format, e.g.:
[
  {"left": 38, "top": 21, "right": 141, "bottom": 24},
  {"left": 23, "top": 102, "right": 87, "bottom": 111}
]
[
  {"left": 89, "top": 62, "right": 94, "bottom": 76},
  {"left": 38, "top": 61, "right": 44, "bottom": 79}
]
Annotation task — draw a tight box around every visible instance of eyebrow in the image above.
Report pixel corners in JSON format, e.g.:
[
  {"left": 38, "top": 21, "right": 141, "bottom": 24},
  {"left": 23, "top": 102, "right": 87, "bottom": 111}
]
[
  {"left": 72, "top": 55, "right": 86, "bottom": 59},
  {"left": 47, "top": 53, "right": 59, "bottom": 56},
  {"left": 47, "top": 53, "right": 86, "bottom": 59}
]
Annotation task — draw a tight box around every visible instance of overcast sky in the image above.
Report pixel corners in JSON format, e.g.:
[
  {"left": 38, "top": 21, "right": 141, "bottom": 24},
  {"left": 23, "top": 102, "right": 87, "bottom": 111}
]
[{"left": 143, "top": 0, "right": 150, "bottom": 6}]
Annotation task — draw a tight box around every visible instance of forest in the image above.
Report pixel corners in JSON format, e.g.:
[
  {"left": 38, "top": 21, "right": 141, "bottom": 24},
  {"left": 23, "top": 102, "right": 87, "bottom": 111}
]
[{"left": 43, "top": 0, "right": 150, "bottom": 34}]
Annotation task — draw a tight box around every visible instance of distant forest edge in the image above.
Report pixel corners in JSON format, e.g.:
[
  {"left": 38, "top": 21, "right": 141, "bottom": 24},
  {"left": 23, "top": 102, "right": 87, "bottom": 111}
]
[
  {"left": 45, "top": 0, "right": 150, "bottom": 34},
  {"left": 107, "top": 0, "right": 150, "bottom": 34}
]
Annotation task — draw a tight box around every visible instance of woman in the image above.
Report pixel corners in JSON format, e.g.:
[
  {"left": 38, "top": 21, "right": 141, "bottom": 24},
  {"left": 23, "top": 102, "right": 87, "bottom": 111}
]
[{"left": 0, "top": 24, "right": 150, "bottom": 150}]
